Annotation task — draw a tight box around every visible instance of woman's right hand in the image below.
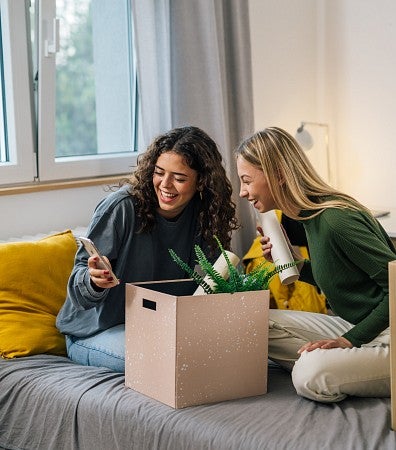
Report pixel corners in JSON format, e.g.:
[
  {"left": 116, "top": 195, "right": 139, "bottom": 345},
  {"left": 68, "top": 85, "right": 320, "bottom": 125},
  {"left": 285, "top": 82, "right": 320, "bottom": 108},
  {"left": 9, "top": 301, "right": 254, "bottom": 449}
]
[
  {"left": 257, "top": 226, "right": 274, "bottom": 262},
  {"left": 88, "top": 255, "right": 119, "bottom": 290},
  {"left": 257, "top": 225, "right": 305, "bottom": 271}
]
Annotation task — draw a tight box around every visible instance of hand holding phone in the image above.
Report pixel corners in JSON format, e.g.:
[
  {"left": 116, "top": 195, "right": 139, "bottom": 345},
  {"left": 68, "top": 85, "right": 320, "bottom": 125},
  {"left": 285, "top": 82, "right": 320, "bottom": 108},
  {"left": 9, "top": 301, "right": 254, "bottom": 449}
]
[{"left": 77, "top": 237, "right": 120, "bottom": 285}]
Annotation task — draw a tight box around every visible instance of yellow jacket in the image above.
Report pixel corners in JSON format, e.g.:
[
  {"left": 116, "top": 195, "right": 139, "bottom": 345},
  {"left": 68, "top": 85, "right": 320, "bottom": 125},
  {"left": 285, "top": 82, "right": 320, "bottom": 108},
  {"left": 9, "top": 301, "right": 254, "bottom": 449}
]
[{"left": 242, "top": 236, "right": 327, "bottom": 314}]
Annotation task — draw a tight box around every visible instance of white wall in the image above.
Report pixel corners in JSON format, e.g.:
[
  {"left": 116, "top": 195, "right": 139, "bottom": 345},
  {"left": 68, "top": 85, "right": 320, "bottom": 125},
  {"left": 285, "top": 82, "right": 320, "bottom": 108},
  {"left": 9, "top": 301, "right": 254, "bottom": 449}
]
[
  {"left": 1, "top": 1, "right": 395, "bottom": 240},
  {"left": 249, "top": 0, "right": 396, "bottom": 210},
  {"left": 0, "top": 185, "right": 108, "bottom": 240},
  {"left": 249, "top": 0, "right": 319, "bottom": 131},
  {"left": 328, "top": 0, "right": 396, "bottom": 209}
]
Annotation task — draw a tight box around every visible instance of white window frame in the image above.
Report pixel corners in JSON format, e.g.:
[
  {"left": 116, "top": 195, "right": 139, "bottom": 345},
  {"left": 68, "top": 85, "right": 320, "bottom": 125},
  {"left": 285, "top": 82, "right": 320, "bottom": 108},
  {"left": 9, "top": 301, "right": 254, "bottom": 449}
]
[
  {"left": 0, "top": 0, "right": 36, "bottom": 185},
  {"left": 37, "top": 0, "right": 138, "bottom": 181},
  {"left": 0, "top": 0, "right": 138, "bottom": 187}
]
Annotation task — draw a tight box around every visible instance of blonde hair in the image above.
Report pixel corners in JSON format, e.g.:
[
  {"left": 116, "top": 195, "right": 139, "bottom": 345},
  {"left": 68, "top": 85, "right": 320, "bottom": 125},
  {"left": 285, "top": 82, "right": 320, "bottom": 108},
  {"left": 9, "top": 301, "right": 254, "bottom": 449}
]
[{"left": 236, "top": 127, "right": 370, "bottom": 220}]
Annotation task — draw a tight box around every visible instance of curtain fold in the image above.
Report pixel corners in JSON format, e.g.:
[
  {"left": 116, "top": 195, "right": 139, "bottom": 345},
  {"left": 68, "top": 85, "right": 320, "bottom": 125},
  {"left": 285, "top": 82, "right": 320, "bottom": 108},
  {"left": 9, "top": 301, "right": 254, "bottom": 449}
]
[{"left": 132, "top": 0, "right": 256, "bottom": 256}]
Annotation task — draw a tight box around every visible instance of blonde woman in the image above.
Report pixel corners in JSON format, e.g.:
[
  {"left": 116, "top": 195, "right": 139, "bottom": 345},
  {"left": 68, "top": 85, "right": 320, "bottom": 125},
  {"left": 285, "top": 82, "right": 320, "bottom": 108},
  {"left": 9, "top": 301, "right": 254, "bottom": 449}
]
[{"left": 236, "top": 126, "right": 396, "bottom": 402}]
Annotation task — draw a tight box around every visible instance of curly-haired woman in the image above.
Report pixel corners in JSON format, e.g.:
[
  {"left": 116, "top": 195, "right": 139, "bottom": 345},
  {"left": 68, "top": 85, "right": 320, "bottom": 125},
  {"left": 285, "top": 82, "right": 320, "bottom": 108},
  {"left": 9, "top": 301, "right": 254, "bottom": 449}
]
[
  {"left": 236, "top": 126, "right": 396, "bottom": 403},
  {"left": 57, "top": 126, "right": 239, "bottom": 372}
]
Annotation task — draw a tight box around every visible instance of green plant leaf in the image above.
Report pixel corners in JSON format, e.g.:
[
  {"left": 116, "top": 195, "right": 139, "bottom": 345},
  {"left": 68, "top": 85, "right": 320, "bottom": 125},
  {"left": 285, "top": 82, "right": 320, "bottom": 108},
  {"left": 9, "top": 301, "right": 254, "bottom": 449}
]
[
  {"left": 194, "top": 244, "right": 231, "bottom": 292},
  {"left": 168, "top": 237, "right": 300, "bottom": 295},
  {"left": 168, "top": 248, "right": 213, "bottom": 294}
]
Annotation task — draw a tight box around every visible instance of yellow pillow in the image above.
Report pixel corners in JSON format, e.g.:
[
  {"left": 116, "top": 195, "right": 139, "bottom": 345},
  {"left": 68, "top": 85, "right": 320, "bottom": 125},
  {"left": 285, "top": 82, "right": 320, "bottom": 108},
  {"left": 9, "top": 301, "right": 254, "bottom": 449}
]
[{"left": 0, "top": 230, "right": 77, "bottom": 359}]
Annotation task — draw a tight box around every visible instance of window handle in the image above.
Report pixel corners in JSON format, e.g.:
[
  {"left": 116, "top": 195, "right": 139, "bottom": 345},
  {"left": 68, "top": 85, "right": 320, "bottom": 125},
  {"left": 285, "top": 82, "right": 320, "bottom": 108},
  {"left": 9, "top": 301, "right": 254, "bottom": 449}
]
[{"left": 45, "top": 18, "right": 60, "bottom": 57}]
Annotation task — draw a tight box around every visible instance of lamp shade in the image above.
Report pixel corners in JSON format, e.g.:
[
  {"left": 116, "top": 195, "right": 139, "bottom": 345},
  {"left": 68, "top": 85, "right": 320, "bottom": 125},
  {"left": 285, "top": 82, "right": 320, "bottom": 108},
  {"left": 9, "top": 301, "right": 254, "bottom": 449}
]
[
  {"left": 294, "top": 121, "right": 331, "bottom": 184},
  {"left": 295, "top": 127, "right": 314, "bottom": 150}
]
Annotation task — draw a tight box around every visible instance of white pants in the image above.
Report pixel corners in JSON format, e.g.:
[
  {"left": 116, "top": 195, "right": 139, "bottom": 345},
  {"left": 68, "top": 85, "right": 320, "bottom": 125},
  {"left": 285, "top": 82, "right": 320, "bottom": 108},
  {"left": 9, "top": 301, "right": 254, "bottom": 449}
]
[{"left": 268, "top": 309, "right": 390, "bottom": 402}]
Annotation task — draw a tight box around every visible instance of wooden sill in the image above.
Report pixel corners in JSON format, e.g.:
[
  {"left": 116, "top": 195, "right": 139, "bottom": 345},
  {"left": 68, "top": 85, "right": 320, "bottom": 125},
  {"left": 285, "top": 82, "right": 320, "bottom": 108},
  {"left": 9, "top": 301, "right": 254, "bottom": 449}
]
[{"left": 0, "top": 174, "right": 130, "bottom": 196}]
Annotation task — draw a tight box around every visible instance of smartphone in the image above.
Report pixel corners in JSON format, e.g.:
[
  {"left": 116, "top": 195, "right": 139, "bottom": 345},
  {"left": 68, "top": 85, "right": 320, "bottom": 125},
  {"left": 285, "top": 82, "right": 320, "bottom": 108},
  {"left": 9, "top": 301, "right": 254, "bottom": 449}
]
[{"left": 77, "top": 236, "right": 120, "bottom": 285}]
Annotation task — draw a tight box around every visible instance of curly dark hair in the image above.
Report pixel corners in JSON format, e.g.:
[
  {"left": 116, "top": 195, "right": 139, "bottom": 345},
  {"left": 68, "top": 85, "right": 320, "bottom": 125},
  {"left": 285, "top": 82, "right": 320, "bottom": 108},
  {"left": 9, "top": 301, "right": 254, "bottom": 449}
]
[{"left": 123, "top": 126, "right": 239, "bottom": 253}]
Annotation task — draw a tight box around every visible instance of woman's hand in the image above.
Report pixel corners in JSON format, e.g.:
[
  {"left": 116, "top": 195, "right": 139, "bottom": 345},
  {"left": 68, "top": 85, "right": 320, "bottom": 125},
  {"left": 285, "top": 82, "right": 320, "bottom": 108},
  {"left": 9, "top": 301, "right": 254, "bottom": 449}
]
[
  {"left": 297, "top": 336, "right": 353, "bottom": 354},
  {"left": 257, "top": 225, "right": 304, "bottom": 270},
  {"left": 88, "top": 255, "right": 119, "bottom": 290},
  {"left": 257, "top": 226, "right": 274, "bottom": 262}
]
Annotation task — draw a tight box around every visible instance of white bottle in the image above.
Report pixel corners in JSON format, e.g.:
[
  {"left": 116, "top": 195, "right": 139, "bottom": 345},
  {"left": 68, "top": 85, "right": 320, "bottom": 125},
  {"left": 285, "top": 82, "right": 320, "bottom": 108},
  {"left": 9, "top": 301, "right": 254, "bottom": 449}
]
[{"left": 258, "top": 210, "right": 300, "bottom": 285}]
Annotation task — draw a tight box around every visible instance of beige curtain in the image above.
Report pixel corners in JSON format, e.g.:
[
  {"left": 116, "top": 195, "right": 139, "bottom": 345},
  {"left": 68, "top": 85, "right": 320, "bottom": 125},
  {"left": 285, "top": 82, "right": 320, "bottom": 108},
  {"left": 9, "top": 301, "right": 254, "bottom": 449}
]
[{"left": 131, "top": 0, "right": 256, "bottom": 256}]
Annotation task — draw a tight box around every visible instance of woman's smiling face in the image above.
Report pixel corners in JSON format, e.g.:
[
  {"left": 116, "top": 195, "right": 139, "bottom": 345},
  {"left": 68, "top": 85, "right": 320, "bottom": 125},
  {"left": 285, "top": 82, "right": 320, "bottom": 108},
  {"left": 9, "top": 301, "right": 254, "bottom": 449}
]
[
  {"left": 237, "top": 155, "right": 277, "bottom": 213},
  {"left": 153, "top": 151, "right": 199, "bottom": 219}
]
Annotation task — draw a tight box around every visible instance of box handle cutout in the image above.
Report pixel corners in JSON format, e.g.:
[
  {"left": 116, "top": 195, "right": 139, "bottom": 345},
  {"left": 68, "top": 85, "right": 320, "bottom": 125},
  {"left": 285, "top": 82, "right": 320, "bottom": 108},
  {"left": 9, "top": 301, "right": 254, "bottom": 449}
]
[{"left": 142, "top": 298, "right": 156, "bottom": 311}]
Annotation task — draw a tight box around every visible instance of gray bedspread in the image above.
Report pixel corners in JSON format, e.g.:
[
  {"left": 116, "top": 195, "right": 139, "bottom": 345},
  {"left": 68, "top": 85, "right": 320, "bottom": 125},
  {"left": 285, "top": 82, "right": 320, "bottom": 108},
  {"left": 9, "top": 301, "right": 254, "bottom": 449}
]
[{"left": 0, "top": 355, "right": 395, "bottom": 450}]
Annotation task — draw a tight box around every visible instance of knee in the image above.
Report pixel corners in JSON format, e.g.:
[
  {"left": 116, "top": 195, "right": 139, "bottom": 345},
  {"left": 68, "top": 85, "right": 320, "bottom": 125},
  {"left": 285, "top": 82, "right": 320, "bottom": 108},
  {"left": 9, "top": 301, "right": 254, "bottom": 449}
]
[
  {"left": 291, "top": 349, "right": 347, "bottom": 403},
  {"left": 65, "top": 333, "right": 125, "bottom": 373}
]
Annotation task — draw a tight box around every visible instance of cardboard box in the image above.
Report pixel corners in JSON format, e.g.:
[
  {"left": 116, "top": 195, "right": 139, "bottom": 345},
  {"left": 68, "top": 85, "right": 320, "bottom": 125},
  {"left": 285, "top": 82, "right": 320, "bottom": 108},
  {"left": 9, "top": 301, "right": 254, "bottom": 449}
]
[{"left": 125, "top": 280, "right": 269, "bottom": 408}]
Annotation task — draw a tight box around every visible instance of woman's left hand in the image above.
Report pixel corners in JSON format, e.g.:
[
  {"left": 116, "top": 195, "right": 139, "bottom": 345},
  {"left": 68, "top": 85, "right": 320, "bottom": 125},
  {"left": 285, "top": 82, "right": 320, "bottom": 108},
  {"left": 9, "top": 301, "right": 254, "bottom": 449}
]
[{"left": 297, "top": 336, "right": 353, "bottom": 354}]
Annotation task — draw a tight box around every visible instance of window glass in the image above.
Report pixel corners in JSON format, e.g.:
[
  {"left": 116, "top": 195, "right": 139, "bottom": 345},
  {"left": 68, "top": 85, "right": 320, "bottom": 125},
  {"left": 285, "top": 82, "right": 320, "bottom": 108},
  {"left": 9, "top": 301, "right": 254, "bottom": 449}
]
[
  {"left": 55, "top": 0, "right": 135, "bottom": 158},
  {"left": 0, "top": 13, "right": 8, "bottom": 163},
  {"left": 0, "top": 0, "right": 36, "bottom": 184},
  {"left": 55, "top": 1, "right": 96, "bottom": 156}
]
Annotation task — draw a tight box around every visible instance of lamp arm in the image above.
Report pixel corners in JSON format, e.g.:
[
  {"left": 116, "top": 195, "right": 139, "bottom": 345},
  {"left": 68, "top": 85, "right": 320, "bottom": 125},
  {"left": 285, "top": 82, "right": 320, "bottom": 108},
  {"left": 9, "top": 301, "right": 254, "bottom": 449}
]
[{"left": 300, "top": 121, "right": 328, "bottom": 129}]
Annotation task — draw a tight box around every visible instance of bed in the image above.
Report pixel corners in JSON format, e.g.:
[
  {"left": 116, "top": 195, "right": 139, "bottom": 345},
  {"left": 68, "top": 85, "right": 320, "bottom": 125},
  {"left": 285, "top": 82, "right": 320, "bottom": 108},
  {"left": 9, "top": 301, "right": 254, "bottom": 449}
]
[
  {"left": 1, "top": 231, "right": 396, "bottom": 449},
  {"left": 1, "top": 355, "right": 395, "bottom": 450}
]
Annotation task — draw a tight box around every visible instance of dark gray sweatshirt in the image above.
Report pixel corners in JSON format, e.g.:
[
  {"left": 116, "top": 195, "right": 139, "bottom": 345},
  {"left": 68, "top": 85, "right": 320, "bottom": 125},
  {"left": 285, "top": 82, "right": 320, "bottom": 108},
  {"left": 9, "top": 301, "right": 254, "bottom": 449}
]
[{"left": 56, "top": 185, "right": 212, "bottom": 337}]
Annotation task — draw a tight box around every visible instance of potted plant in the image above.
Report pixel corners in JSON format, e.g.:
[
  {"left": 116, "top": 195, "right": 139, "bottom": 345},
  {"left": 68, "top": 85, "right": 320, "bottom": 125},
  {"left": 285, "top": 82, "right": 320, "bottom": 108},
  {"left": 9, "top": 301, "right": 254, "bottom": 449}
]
[{"left": 168, "top": 236, "right": 299, "bottom": 294}]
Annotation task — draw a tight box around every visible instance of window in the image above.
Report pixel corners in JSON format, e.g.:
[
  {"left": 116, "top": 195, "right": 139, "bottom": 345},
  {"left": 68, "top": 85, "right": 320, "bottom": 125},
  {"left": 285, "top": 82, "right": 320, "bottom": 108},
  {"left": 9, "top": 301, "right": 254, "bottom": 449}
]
[
  {"left": 0, "top": 0, "right": 138, "bottom": 186},
  {"left": 0, "top": 24, "right": 7, "bottom": 163},
  {"left": 0, "top": 0, "right": 36, "bottom": 185}
]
